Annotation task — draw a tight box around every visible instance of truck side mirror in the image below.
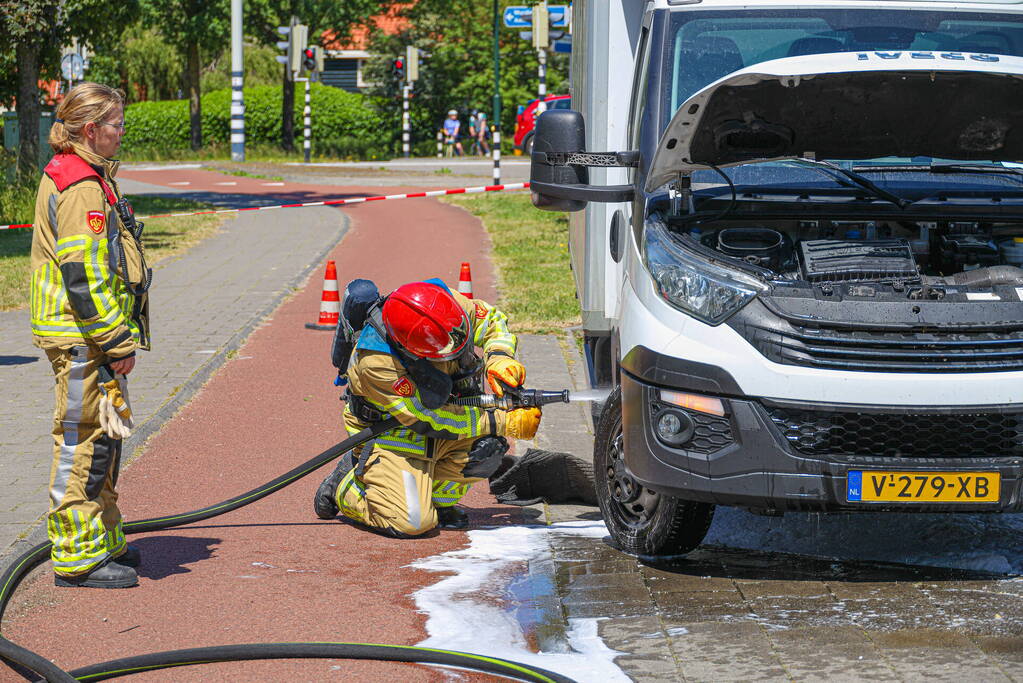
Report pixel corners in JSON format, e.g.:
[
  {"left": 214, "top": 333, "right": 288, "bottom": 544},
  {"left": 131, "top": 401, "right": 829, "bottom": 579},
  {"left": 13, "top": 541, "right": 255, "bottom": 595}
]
[
  {"left": 530, "top": 110, "right": 589, "bottom": 212},
  {"left": 530, "top": 109, "right": 636, "bottom": 212}
]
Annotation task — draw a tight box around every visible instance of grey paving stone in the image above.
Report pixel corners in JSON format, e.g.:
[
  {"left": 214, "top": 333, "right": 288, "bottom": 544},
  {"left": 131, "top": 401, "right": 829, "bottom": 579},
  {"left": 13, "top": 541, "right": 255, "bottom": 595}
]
[
  {"left": 973, "top": 635, "right": 1023, "bottom": 679},
  {"left": 867, "top": 629, "right": 1012, "bottom": 683},
  {"left": 598, "top": 615, "right": 684, "bottom": 682},
  {"left": 767, "top": 626, "right": 895, "bottom": 681},
  {"left": 667, "top": 621, "right": 788, "bottom": 683}
]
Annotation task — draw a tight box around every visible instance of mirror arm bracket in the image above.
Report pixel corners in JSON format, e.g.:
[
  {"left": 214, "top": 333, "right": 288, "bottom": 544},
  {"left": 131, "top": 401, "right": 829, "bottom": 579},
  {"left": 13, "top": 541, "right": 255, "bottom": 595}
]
[
  {"left": 531, "top": 150, "right": 640, "bottom": 168},
  {"left": 530, "top": 180, "right": 635, "bottom": 203}
]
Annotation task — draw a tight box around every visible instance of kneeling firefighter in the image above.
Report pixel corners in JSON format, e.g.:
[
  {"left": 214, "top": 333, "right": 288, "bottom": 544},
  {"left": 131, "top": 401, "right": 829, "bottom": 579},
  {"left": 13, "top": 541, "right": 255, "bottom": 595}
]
[{"left": 314, "top": 279, "right": 541, "bottom": 536}]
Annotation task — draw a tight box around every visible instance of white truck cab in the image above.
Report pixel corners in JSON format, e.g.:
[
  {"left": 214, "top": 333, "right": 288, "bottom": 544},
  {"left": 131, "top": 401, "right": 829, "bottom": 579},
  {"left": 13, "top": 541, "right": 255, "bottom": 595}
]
[{"left": 530, "top": 0, "right": 1023, "bottom": 557}]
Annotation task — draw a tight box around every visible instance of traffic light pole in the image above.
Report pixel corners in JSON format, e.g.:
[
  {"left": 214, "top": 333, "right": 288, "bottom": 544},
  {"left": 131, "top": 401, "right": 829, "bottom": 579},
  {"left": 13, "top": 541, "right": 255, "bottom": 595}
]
[
  {"left": 401, "top": 83, "right": 411, "bottom": 158},
  {"left": 301, "top": 76, "right": 311, "bottom": 163},
  {"left": 491, "top": 0, "right": 501, "bottom": 185}
]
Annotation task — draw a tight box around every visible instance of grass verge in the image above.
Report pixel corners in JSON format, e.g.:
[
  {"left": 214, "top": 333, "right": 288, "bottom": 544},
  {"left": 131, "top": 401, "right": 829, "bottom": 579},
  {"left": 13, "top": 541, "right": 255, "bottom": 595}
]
[
  {"left": 444, "top": 192, "right": 580, "bottom": 334},
  {"left": 0, "top": 192, "right": 224, "bottom": 311}
]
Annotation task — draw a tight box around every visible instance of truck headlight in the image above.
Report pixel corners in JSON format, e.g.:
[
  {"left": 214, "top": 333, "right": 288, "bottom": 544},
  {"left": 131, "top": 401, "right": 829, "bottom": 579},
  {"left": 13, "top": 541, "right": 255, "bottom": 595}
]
[{"left": 642, "top": 217, "right": 767, "bottom": 325}]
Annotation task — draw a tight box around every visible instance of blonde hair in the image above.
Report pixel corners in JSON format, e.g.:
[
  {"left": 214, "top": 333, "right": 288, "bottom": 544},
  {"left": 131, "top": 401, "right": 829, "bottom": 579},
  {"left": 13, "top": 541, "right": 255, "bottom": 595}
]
[{"left": 49, "top": 82, "right": 125, "bottom": 153}]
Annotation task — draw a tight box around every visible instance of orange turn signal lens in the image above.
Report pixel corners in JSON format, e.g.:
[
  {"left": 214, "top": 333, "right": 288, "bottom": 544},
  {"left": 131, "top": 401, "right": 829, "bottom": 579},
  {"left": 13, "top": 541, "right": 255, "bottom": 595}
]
[{"left": 658, "top": 390, "right": 725, "bottom": 417}]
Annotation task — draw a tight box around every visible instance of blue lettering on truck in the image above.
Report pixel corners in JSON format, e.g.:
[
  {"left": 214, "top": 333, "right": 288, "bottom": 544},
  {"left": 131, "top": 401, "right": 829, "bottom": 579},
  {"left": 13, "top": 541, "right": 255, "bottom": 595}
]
[{"left": 857, "top": 51, "right": 1001, "bottom": 62}]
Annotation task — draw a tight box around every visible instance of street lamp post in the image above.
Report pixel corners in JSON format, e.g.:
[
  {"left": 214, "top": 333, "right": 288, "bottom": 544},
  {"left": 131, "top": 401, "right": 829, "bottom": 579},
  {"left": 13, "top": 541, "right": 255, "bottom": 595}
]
[
  {"left": 230, "top": 0, "right": 244, "bottom": 161},
  {"left": 492, "top": 0, "right": 502, "bottom": 184}
]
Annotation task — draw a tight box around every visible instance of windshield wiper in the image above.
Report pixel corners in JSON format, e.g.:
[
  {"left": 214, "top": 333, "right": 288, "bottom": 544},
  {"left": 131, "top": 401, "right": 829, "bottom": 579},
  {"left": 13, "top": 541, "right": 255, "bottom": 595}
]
[
  {"left": 790, "top": 159, "right": 912, "bottom": 209},
  {"left": 851, "top": 163, "right": 1023, "bottom": 185}
]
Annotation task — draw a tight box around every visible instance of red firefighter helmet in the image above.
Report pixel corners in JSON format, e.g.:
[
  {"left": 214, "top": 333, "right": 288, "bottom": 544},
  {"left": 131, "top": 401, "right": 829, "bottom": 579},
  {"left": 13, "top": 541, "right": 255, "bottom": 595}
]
[{"left": 382, "top": 282, "right": 471, "bottom": 361}]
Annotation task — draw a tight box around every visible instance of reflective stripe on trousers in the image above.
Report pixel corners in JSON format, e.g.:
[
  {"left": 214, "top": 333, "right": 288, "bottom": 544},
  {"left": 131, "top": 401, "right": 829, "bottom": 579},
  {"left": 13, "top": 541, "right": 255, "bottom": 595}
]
[
  {"left": 431, "top": 480, "right": 469, "bottom": 507},
  {"left": 46, "top": 345, "right": 126, "bottom": 575}
]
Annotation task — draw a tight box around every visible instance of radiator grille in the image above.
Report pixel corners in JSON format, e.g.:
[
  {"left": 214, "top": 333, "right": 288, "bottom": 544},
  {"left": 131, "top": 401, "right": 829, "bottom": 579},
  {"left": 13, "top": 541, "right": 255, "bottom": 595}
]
[{"left": 766, "top": 406, "right": 1023, "bottom": 458}]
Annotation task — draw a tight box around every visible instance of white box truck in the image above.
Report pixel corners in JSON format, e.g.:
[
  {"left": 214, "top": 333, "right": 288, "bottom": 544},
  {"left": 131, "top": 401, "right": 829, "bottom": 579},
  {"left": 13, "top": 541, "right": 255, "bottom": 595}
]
[{"left": 530, "top": 0, "right": 1023, "bottom": 557}]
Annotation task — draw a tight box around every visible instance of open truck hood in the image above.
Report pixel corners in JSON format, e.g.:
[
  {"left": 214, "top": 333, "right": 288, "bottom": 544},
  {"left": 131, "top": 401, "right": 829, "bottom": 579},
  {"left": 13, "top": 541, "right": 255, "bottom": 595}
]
[{"left": 646, "top": 51, "right": 1023, "bottom": 192}]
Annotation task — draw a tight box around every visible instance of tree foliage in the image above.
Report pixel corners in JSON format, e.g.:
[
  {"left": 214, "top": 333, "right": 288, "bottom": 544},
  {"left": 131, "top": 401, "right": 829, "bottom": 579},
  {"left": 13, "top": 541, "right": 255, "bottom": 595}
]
[
  {"left": 201, "top": 43, "right": 283, "bottom": 93},
  {"left": 143, "top": 0, "right": 230, "bottom": 150},
  {"left": 0, "top": 0, "right": 139, "bottom": 175},
  {"left": 365, "top": 0, "right": 569, "bottom": 152},
  {"left": 244, "top": 0, "right": 382, "bottom": 150},
  {"left": 87, "top": 25, "right": 183, "bottom": 103}
]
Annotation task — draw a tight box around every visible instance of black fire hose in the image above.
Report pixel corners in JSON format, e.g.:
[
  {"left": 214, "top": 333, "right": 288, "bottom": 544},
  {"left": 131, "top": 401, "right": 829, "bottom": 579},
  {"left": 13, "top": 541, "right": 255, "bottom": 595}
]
[{"left": 0, "top": 417, "right": 575, "bottom": 683}]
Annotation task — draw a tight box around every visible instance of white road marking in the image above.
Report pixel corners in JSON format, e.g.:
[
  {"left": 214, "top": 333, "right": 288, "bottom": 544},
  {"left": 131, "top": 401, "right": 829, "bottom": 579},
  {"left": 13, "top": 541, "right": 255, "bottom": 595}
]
[
  {"left": 168, "top": 181, "right": 191, "bottom": 186},
  {"left": 261, "top": 182, "right": 286, "bottom": 186},
  {"left": 215, "top": 181, "right": 238, "bottom": 186},
  {"left": 123, "top": 163, "right": 202, "bottom": 171}
]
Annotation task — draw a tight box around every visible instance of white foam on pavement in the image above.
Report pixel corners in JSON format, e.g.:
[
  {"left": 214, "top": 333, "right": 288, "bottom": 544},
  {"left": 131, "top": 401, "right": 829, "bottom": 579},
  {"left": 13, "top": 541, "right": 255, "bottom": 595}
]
[{"left": 410, "top": 520, "right": 629, "bottom": 682}]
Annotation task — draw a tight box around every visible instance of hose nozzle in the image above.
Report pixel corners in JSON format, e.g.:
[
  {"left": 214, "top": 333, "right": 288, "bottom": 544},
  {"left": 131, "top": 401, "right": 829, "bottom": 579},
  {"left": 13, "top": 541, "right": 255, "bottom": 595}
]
[
  {"left": 451, "top": 387, "right": 572, "bottom": 410},
  {"left": 513, "top": 388, "right": 571, "bottom": 408}
]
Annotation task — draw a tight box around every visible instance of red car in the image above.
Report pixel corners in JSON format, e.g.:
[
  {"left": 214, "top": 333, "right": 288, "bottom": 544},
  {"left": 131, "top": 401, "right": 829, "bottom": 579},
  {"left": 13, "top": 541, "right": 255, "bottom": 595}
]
[{"left": 513, "top": 94, "right": 571, "bottom": 154}]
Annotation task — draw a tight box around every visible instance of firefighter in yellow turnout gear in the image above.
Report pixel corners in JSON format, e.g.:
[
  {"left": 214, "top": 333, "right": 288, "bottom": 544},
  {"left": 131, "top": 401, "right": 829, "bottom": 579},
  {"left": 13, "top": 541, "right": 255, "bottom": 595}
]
[
  {"left": 30, "top": 83, "right": 150, "bottom": 588},
  {"left": 314, "top": 280, "right": 541, "bottom": 536}
]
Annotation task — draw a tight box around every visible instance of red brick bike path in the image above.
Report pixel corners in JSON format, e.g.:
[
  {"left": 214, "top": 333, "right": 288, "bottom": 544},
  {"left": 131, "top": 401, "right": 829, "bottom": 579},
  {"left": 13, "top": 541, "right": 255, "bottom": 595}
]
[{"left": 2, "top": 169, "right": 526, "bottom": 681}]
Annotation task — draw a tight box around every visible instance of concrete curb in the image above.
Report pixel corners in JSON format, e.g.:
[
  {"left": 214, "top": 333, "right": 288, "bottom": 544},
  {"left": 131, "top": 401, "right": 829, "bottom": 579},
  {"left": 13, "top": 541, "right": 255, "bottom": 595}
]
[{"left": 0, "top": 214, "right": 349, "bottom": 570}]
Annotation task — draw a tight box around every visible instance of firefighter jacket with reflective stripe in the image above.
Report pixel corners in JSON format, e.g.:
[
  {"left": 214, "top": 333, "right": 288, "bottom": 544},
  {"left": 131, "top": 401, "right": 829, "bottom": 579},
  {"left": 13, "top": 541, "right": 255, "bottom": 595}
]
[
  {"left": 30, "top": 147, "right": 150, "bottom": 357},
  {"left": 346, "top": 288, "right": 517, "bottom": 442}
]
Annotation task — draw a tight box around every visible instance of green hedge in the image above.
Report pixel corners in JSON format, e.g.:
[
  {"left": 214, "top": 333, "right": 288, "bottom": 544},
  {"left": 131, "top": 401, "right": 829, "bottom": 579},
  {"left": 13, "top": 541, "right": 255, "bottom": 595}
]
[{"left": 123, "top": 85, "right": 391, "bottom": 158}]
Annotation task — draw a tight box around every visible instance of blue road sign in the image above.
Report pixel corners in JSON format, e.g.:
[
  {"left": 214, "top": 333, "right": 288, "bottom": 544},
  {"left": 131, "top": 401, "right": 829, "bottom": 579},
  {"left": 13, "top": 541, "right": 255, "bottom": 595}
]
[
  {"left": 503, "top": 6, "right": 531, "bottom": 28},
  {"left": 549, "top": 6, "right": 570, "bottom": 28},
  {"left": 504, "top": 5, "right": 570, "bottom": 29},
  {"left": 553, "top": 36, "right": 572, "bottom": 54}
]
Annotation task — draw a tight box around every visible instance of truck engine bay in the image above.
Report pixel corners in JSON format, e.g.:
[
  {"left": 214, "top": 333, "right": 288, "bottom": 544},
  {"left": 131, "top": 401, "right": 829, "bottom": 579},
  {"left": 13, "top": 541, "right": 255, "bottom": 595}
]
[{"left": 671, "top": 217, "right": 1023, "bottom": 302}]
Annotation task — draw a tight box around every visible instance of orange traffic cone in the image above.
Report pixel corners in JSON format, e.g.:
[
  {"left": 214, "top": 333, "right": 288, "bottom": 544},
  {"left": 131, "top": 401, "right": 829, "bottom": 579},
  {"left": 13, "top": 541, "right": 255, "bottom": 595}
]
[
  {"left": 458, "top": 262, "right": 473, "bottom": 299},
  {"left": 305, "top": 260, "right": 340, "bottom": 330}
]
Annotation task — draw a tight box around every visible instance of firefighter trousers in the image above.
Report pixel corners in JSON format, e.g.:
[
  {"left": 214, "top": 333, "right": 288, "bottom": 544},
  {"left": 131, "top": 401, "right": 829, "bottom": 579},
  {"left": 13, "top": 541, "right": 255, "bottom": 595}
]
[
  {"left": 45, "top": 345, "right": 127, "bottom": 576},
  {"left": 333, "top": 431, "right": 480, "bottom": 537}
]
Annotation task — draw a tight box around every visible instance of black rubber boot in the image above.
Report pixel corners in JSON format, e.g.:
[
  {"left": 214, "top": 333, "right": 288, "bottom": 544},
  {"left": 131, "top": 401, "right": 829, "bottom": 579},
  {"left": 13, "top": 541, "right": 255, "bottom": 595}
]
[
  {"left": 54, "top": 560, "right": 138, "bottom": 589},
  {"left": 436, "top": 505, "right": 469, "bottom": 530},
  {"left": 114, "top": 544, "right": 141, "bottom": 568},
  {"left": 314, "top": 452, "right": 354, "bottom": 520}
]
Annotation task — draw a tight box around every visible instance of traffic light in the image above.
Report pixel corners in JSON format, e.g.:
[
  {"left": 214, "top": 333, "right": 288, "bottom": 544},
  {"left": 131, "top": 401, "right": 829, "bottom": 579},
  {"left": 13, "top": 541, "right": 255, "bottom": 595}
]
[
  {"left": 391, "top": 57, "right": 405, "bottom": 81},
  {"left": 302, "top": 47, "right": 316, "bottom": 73},
  {"left": 531, "top": 5, "right": 549, "bottom": 49},
  {"left": 405, "top": 45, "right": 419, "bottom": 82},
  {"left": 275, "top": 23, "right": 308, "bottom": 76},
  {"left": 314, "top": 45, "right": 325, "bottom": 74}
]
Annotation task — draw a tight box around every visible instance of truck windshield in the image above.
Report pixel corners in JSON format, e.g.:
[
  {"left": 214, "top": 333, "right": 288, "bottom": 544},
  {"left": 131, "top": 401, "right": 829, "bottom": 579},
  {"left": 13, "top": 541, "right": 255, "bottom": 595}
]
[{"left": 667, "top": 9, "right": 1023, "bottom": 116}]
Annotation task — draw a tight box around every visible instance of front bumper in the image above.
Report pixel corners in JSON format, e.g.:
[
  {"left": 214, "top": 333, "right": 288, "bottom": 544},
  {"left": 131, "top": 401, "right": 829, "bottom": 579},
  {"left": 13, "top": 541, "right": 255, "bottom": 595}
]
[{"left": 619, "top": 349, "right": 1023, "bottom": 513}]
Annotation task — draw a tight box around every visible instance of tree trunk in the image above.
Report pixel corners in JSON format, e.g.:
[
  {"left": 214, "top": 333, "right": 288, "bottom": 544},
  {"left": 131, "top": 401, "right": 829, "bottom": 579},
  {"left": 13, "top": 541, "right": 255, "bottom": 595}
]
[
  {"left": 15, "top": 40, "right": 42, "bottom": 180},
  {"left": 187, "top": 41, "right": 202, "bottom": 151},
  {"left": 281, "top": 65, "right": 294, "bottom": 152}
]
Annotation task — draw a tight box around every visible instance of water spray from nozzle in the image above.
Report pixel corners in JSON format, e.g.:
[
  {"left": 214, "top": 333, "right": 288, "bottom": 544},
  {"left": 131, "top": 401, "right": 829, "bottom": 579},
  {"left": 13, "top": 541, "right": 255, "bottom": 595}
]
[{"left": 566, "top": 388, "right": 612, "bottom": 403}]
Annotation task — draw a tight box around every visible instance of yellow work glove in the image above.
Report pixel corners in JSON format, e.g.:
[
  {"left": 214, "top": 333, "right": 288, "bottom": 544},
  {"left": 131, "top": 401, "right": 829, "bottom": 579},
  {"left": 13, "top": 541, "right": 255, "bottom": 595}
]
[
  {"left": 487, "top": 355, "right": 526, "bottom": 397},
  {"left": 98, "top": 374, "right": 133, "bottom": 440},
  {"left": 504, "top": 407, "right": 542, "bottom": 440}
]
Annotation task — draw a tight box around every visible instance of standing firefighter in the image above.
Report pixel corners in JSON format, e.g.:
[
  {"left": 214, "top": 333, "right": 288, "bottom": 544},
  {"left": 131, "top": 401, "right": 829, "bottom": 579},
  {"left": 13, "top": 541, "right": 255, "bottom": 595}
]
[
  {"left": 314, "top": 280, "right": 541, "bottom": 536},
  {"left": 30, "top": 83, "right": 151, "bottom": 588}
]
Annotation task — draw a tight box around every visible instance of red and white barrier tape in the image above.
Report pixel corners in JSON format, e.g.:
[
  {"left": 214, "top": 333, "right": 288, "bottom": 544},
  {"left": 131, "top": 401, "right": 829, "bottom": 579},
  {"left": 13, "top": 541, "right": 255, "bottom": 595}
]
[{"left": 1, "top": 182, "right": 531, "bottom": 230}]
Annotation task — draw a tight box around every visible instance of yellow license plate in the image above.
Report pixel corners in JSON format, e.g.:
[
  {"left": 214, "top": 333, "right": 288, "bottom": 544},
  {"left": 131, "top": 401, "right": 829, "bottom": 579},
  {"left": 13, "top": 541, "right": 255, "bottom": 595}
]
[{"left": 847, "top": 470, "right": 1000, "bottom": 503}]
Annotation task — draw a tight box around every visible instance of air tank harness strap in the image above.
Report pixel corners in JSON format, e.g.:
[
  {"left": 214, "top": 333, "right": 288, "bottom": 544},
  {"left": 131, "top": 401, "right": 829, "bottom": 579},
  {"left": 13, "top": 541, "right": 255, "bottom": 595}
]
[{"left": 348, "top": 394, "right": 386, "bottom": 423}]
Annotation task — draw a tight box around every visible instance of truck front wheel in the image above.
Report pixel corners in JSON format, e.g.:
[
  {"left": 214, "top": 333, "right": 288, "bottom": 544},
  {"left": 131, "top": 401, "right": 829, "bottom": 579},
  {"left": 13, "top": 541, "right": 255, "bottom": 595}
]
[{"left": 594, "top": 386, "right": 715, "bottom": 557}]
